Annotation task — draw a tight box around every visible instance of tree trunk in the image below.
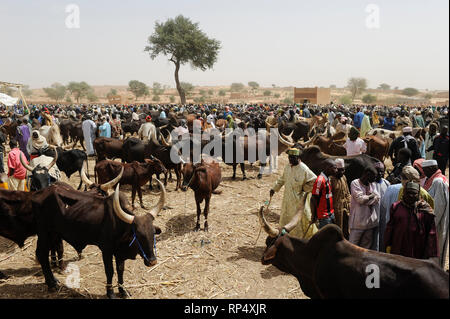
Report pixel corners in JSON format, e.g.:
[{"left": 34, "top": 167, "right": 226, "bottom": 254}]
[{"left": 174, "top": 61, "right": 186, "bottom": 105}]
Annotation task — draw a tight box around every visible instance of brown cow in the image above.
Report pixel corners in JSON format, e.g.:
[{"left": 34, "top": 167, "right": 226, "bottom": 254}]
[
  {"left": 94, "top": 137, "right": 125, "bottom": 161},
  {"left": 181, "top": 158, "right": 222, "bottom": 232},
  {"left": 95, "top": 157, "right": 167, "bottom": 209},
  {"left": 304, "top": 131, "right": 347, "bottom": 156},
  {"left": 364, "top": 135, "right": 390, "bottom": 162}
]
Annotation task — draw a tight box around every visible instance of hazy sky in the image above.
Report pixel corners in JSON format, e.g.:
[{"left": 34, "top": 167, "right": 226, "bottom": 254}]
[{"left": 0, "top": 0, "right": 448, "bottom": 90}]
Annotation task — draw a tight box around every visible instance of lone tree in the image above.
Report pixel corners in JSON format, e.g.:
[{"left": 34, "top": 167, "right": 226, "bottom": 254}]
[
  {"left": 347, "top": 77, "right": 368, "bottom": 101},
  {"left": 230, "top": 83, "right": 245, "bottom": 92},
  {"left": 43, "top": 83, "right": 67, "bottom": 103},
  {"left": 67, "top": 81, "right": 92, "bottom": 103},
  {"left": 402, "top": 87, "right": 419, "bottom": 97},
  {"left": 248, "top": 81, "right": 259, "bottom": 92},
  {"left": 145, "top": 15, "right": 221, "bottom": 105},
  {"left": 128, "top": 80, "right": 149, "bottom": 101},
  {"left": 362, "top": 94, "right": 377, "bottom": 104},
  {"left": 377, "top": 83, "right": 391, "bottom": 90}
]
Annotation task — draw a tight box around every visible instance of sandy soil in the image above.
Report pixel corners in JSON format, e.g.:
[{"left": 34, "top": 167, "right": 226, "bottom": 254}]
[{"left": 0, "top": 151, "right": 448, "bottom": 299}]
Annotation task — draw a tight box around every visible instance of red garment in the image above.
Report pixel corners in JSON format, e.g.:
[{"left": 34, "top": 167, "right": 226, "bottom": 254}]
[
  {"left": 7, "top": 148, "right": 28, "bottom": 180},
  {"left": 424, "top": 169, "right": 448, "bottom": 191},
  {"left": 384, "top": 200, "right": 438, "bottom": 260},
  {"left": 312, "top": 173, "right": 334, "bottom": 219}
]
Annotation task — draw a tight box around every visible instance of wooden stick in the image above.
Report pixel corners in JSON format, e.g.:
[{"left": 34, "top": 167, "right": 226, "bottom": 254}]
[
  {"left": 0, "top": 242, "right": 33, "bottom": 263},
  {"left": 210, "top": 287, "right": 233, "bottom": 299}
]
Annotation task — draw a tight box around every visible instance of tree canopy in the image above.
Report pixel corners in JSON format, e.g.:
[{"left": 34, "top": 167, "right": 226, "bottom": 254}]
[
  {"left": 144, "top": 15, "right": 221, "bottom": 104},
  {"left": 43, "top": 83, "right": 67, "bottom": 103},
  {"left": 362, "top": 94, "right": 377, "bottom": 104},
  {"left": 377, "top": 83, "right": 391, "bottom": 90},
  {"left": 230, "top": 83, "right": 245, "bottom": 92},
  {"left": 347, "top": 77, "right": 368, "bottom": 101},
  {"left": 402, "top": 87, "right": 419, "bottom": 97},
  {"left": 128, "top": 80, "right": 149, "bottom": 101},
  {"left": 67, "top": 81, "right": 93, "bottom": 103}
]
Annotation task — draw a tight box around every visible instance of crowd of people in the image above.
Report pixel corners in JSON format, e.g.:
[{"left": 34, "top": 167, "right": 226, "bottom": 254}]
[{"left": 0, "top": 101, "right": 448, "bottom": 269}]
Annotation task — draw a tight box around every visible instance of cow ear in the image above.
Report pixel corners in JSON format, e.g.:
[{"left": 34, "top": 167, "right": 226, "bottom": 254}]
[
  {"left": 263, "top": 245, "right": 277, "bottom": 262},
  {"left": 154, "top": 226, "right": 161, "bottom": 235}
]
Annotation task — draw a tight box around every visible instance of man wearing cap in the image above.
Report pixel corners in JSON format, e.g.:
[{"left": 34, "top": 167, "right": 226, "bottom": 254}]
[
  {"left": 138, "top": 116, "right": 156, "bottom": 142},
  {"left": 344, "top": 126, "right": 367, "bottom": 156},
  {"left": 330, "top": 159, "right": 351, "bottom": 239},
  {"left": 349, "top": 166, "right": 380, "bottom": 249},
  {"left": 388, "top": 127, "right": 421, "bottom": 165},
  {"left": 422, "top": 159, "right": 449, "bottom": 268},
  {"left": 428, "top": 125, "right": 449, "bottom": 175},
  {"left": 270, "top": 148, "right": 318, "bottom": 239},
  {"left": 384, "top": 182, "right": 438, "bottom": 262}
]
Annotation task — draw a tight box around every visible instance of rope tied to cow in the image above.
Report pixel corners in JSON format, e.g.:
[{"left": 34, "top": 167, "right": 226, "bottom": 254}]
[{"left": 128, "top": 225, "right": 157, "bottom": 262}]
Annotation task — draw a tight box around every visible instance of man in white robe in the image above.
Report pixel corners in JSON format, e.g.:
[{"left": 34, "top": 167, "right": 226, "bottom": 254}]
[{"left": 82, "top": 116, "right": 97, "bottom": 156}]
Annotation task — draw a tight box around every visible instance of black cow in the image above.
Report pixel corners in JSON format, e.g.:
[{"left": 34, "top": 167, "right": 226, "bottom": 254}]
[
  {"left": 298, "top": 146, "right": 380, "bottom": 186},
  {"left": 258, "top": 207, "right": 449, "bottom": 299},
  {"left": 55, "top": 147, "right": 89, "bottom": 190},
  {"left": 32, "top": 179, "right": 165, "bottom": 298}
]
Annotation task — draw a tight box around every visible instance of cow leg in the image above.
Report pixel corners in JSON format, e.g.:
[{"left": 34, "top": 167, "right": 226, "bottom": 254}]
[
  {"left": 0, "top": 271, "right": 7, "bottom": 279},
  {"left": 175, "top": 168, "right": 181, "bottom": 191},
  {"left": 102, "top": 251, "right": 116, "bottom": 299},
  {"left": 77, "top": 171, "right": 83, "bottom": 190},
  {"left": 116, "top": 258, "right": 130, "bottom": 299},
  {"left": 194, "top": 198, "right": 202, "bottom": 232},
  {"left": 148, "top": 175, "right": 153, "bottom": 190},
  {"left": 232, "top": 164, "right": 237, "bottom": 180},
  {"left": 240, "top": 163, "right": 247, "bottom": 180},
  {"left": 131, "top": 187, "right": 137, "bottom": 210},
  {"left": 203, "top": 196, "right": 211, "bottom": 232},
  {"left": 169, "top": 170, "right": 173, "bottom": 182},
  {"left": 36, "top": 234, "right": 59, "bottom": 291},
  {"left": 50, "top": 249, "right": 57, "bottom": 268},
  {"left": 55, "top": 238, "right": 65, "bottom": 271},
  {"left": 138, "top": 187, "right": 146, "bottom": 209}
]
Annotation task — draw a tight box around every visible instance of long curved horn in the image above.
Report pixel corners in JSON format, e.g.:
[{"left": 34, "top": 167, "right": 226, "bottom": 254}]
[
  {"left": 257, "top": 206, "right": 279, "bottom": 238},
  {"left": 158, "top": 124, "right": 168, "bottom": 129},
  {"left": 288, "top": 131, "right": 294, "bottom": 139},
  {"left": 148, "top": 179, "right": 166, "bottom": 219},
  {"left": 81, "top": 161, "right": 94, "bottom": 187},
  {"left": 19, "top": 153, "right": 34, "bottom": 172},
  {"left": 100, "top": 166, "right": 124, "bottom": 192},
  {"left": 150, "top": 128, "right": 160, "bottom": 146},
  {"left": 283, "top": 193, "right": 306, "bottom": 233},
  {"left": 113, "top": 184, "right": 135, "bottom": 224},
  {"left": 47, "top": 150, "right": 58, "bottom": 170},
  {"left": 278, "top": 133, "right": 295, "bottom": 147},
  {"left": 160, "top": 133, "right": 172, "bottom": 147}
]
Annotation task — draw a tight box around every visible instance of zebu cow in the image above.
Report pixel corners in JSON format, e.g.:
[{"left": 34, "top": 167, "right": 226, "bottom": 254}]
[
  {"left": 32, "top": 179, "right": 165, "bottom": 298},
  {"left": 95, "top": 157, "right": 167, "bottom": 209},
  {"left": 181, "top": 158, "right": 222, "bottom": 232},
  {"left": 258, "top": 206, "right": 449, "bottom": 299},
  {"left": 39, "top": 124, "right": 63, "bottom": 147},
  {"left": 94, "top": 137, "right": 124, "bottom": 161}
]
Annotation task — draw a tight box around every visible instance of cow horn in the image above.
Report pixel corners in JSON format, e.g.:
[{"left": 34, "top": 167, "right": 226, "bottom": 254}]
[
  {"left": 159, "top": 124, "right": 168, "bottom": 129},
  {"left": 100, "top": 166, "right": 124, "bottom": 191},
  {"left": 278, "top": 132, "right": 295, "bottom": 147},
  {"left": 257, "top": 206, "right": 280, "bottom": 238},
  {"left": 160, "top": 133, "right": 172, "bottom": 147},
  {"left": 19, "top": 153, "right": 34, "bottom": 172},
  {"left": 148, "top": 179, "right": 166, "bottom": 219},
  {"left": 113, "top": 184, "right": 135, "bottom": 224},
  {"left": 47, "top": 150, "right": 58, "bottom": 170},
  {"left": 81, "top": 161, "right": 94, "bottom": 187},
  {"left": 283, "top": 193, "right": 306, "bottom": 233},
  {"left": 150, "top": 129, "right": 160, "bottom": 146}
]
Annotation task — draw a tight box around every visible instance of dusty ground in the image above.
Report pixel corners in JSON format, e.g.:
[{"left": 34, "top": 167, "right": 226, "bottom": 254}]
[{"left": 0, "top": 152, "right": 448, "bottom": 299}]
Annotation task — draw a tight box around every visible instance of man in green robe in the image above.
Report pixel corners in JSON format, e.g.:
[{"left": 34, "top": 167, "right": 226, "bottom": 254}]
[{"left": 270, "top": 148, "right": 318, "bottom": 239}]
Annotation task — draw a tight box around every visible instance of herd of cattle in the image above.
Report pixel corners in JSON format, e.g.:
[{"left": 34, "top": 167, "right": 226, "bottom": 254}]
[{"left": 0, "top": 106, "right": 448, "bottom": 299}]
